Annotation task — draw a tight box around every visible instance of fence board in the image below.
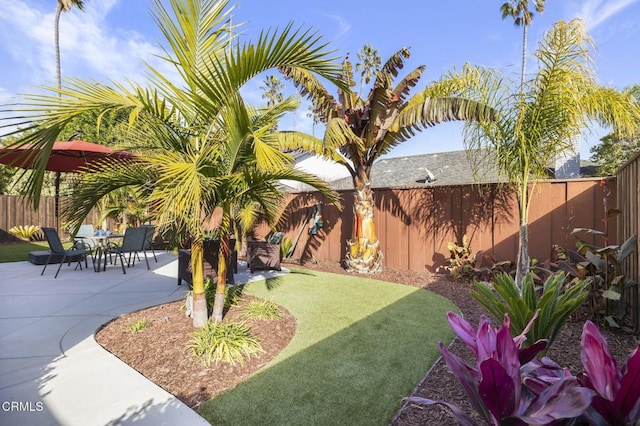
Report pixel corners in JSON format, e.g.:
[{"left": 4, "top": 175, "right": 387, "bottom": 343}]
[
  {"left": 277, "top": 179, "right": 615, "bottom": 276},
  {"left": 616, "top": 154, "right": 640, "bottom": 328},
  {"left": 0, "top": 195, "right": 108, "bottom": 243}
]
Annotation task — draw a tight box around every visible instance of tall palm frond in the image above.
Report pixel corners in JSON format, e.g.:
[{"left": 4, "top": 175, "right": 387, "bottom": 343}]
[
  {"left": 460, "top": 19, "right": 640, "bottom": 287},
  {"left": 64, "top": 159, "right": 156, "bottom": 226},
  {"left": 149, "top": 0, "right": 236, "bottom": 101},
  {"left": 277, "top": 66, "right": 341, "bottom": 121}
]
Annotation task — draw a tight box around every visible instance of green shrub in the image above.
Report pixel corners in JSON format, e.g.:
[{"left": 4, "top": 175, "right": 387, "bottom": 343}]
[
  {"left": 127, "top": 318, "right": 152, "bottom": 333},
  {"left": 9, "top": 225, "right": 41, "bottom": 241},
  {"left": 188, "top": 321, "right": 264, "bottom": 366},
  {"left": 242, "top": 300, "right": 283, "bottom": 320},
  {"left": 184, "top": 280, "right": 243, "bottom": 315},
  {"left": 471, "top": 272, "right": 589, "bottom": 351},
  {"left": 446, "top": 235, "right": 474, "bottom": 280},
  {"left": 445, "top": 234, "right": 513, "bottom": 281},
  {"left": 558, "top": 230, "right": 638, "bottom": 329},
  {"left": 204, "top": 280, "right": 243, "bottom": 311}
]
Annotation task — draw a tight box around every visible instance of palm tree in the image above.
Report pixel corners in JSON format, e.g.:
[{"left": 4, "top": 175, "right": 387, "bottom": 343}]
[
  {"left": 0, "top": 0, "right": 344, "bottom": 327},
  {"left": 55, "top": 0, "right": 85, "bottom": 93},
  {"left": 453, "top": 19, "right": 640, "bottom": 288},
  {"left": 355, "top": 44, "right": 381, "bottom": 98},
  {"left": 305, "top": 103, "right": 321, "bottom": 136},
  {"left": 260, "top": 75, "right": 285, "bottom": 107},
  {"left": 278, "top": 47, "right": 496, "bottom": 273},
  {"left": 591, "top": 85, "right": 640, "bottom": 175},
  {"left": 500, "top": 0, "right": 545, "bottom": 91}
]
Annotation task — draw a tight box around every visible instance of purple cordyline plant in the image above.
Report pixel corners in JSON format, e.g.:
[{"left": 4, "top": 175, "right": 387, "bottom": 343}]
[
  {"left": 578, "top": 320, "right": 640, "bottom": 425},
  {"left": 408, "top": 312, "right": 592, "bottom": 425}
]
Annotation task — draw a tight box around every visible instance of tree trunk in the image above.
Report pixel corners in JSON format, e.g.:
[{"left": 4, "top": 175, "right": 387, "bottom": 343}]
[
  {"left": 515, "top": 183, "right": 530, "bottom": 289},
  {"left": 515, "top": 220, "right": 529, "bottom": 289},
  {"left": 211, "top": 206, "right": 232, "bottom": 322},
  {"left": 344, "top": 176, "right": 383, "bottom": 273},
  {"left": 211, "top": 234, "right": 230, "bottom": 323},
  {"left": 55, "top": 5, "right": 63, "bottom": 94},
  {"left": 191, "top": 239, "right": 208, "bottom": 328},
  {"left": 520, "top": 24, "right": 528, "bottom": 92}
]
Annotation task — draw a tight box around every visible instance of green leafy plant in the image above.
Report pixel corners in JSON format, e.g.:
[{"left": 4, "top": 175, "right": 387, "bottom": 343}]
[
  {"left": 446, "top": 235, "right": 513, "bottom": 281},
  {"left": 242, "top": 300, "right": 283, "bottom": 320},
  {"left": 205, "top": 280, "right": 242, "bottom": 311},
  {"left": 188, "top": 321, "right": 264, "bottom": 366},
  {"left": 559, "top": 231, "right": 638, "bottom": 329},
  {"left": 127, "top": 318, "right": 152, "bottom": 334},
  {"left": 9, "top": 225, "right": 41, "bottom": 241},
  {"left": 471, "top": 271, "right": 589, "bottom": 350},
  {"left": 446, "top": 234, "right": 475, "bottom": 279},
  {"left": 184, "top": 280, "right": 243, "bottom": 316}
]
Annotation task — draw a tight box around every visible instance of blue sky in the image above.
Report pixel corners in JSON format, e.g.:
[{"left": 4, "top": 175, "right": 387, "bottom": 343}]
[{"left": 0, "top": 0, "right": 638, "bottom": 160}]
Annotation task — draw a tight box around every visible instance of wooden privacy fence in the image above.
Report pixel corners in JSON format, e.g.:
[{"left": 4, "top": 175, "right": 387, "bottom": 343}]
[
  {"left": 275, "top": 178, "right": 617, "bottom": 274},
  {"left": 0, "top": 195, "right": 104, "bottom": 243},
  {"left": 616, "top": 153, "right": 640, "bottom": 328}
]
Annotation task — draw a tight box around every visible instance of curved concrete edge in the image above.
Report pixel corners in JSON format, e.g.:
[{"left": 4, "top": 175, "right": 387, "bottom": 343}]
[
  {"left": 42, "top": 334, "right": 210, "bottom": 426},
  {"left": 0, "top": 257, "right": 289, "bottom": 426}
]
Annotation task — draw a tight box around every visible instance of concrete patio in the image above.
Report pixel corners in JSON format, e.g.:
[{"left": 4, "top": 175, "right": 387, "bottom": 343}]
[{"left": 0, "top": 252, "right": 282, "bottom": 425}]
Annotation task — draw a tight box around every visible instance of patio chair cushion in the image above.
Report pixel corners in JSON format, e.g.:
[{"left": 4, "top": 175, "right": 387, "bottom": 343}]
[{"left": 28, "top": 250, "right": 66, "bottom": 265}]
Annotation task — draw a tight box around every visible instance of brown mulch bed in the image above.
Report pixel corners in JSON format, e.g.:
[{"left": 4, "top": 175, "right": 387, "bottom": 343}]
[
  {"left": 96, "top": 259, "right": 639, "bottom": 424},
  {"left": 95, "top": 294, "right": 296, "bottom": 410}
]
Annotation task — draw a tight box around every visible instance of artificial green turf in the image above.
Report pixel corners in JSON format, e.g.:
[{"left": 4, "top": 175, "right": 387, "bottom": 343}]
[
  {"left": 0, "top": 241, "right": 52, "bottom": 263},
  {"left": 198, "top": 269, "right": 458, "bottom": 426}
]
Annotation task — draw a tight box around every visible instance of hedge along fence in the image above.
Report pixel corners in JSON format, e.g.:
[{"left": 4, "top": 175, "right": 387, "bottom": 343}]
[
  {"left": 0, "top": 195, "right": 107, "bottom": 243},
  {"left": 616, "top": 153, "right": 640, "bottom": 328},
  {"left": 272, "top": 178, "right": 617, "bottom": 275}
]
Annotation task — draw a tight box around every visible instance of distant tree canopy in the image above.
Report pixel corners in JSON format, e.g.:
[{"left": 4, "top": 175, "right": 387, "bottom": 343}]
[
  {"left": 0, "top": 166, "right": 14, "bottom": 194},
  {"left": 591, "top": 84, "right": 640, "bottom": 175}
]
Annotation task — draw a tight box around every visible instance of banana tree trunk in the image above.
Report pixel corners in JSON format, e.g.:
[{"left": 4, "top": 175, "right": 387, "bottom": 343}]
[
  {"left": 191, "top": 239, "right": 208, "bottom": 328},
  {"left": 344, "top": 176, "right": 383, "bottom": 273},
  {"left": 211, "top": 206, "right": 231, "bottom": 322}
]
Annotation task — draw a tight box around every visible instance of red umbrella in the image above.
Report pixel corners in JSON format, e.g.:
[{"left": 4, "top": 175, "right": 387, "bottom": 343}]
[
  {"left": 0, "top": 139, "right": 134, "bottom": 227},
  {"left": 0, "top": 140, "right": 132, "bottom": 172}
]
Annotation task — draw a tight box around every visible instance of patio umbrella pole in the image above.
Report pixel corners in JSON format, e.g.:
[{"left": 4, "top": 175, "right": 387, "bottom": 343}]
[{"left": 54, "top": 171, "right": 60, "bottom": 230}]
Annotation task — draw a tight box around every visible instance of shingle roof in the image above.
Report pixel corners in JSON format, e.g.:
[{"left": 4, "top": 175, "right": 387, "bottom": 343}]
[
  {"left": 329, "top": 150, "right": 599, "bottom": 190},
  {"left": 330, "top": 150, "right": 502, "bottom": 190}
]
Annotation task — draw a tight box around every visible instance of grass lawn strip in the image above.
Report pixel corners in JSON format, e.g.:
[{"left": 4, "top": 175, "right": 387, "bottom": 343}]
[
  {"left": 198, "top": 269, "right": 458, "bottom": 425},
  {"left": 0, "top": 241, "right": 58, "bottom": 263}
]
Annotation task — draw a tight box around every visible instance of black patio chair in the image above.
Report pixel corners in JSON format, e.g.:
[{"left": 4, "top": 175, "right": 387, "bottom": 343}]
[
  {"left": 103, "top": 227, "right": 149, "bottom": 274},
  {"left": 41, "top": 227, "right": 89, "bottom": 279},
  {"left": 139, "top": 224, "right": 158, "bottom": 263}
]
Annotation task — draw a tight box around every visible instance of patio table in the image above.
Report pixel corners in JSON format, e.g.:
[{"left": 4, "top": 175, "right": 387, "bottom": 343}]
[{"left": 84, "top": 234, "right": 124, "bottom": 272}]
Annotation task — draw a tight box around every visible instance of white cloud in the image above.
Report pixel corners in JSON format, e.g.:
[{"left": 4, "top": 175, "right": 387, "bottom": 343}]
[
  {"left": 0, "top": 0, "right": 164, "bottom": 94},
  {"left": 316, "top": 12, "right": 351, "bottom": 47},
  {"left": 571, "top": 0, "right": 639, "bottom": 30}
]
